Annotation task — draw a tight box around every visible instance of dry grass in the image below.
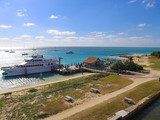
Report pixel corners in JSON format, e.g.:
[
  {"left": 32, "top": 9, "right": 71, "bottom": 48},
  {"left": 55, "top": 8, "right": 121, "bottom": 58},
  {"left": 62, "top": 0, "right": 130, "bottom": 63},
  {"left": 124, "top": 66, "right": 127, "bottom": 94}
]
[
  {"left": 64, "top": 80, "right": 160, "bottom": 120},
  {"left": 0, "top": 74, "right": 132, "bottom": 120},
  {"left": 149, "top": 56, "right": 160, "bottom": 71}
]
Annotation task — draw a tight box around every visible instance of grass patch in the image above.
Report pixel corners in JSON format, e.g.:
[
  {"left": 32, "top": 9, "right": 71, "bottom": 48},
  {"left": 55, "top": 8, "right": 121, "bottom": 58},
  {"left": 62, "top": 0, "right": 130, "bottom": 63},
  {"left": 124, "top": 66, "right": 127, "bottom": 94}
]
[
  {"left": 64, "top": 80, "right": 160, "bottom": 120},
  {"left": 149, "top": 56, "right": 160, "bottom": 70},
  {"left": 44, "top": 98, "right": 70, "bottom": 114}
]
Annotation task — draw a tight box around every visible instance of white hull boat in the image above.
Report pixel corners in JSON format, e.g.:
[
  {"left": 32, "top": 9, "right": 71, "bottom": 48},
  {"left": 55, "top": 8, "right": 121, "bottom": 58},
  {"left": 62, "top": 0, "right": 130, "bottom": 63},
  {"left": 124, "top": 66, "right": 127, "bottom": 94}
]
[{"left": 1, "top": 55, "right": 59, "bottom": 77}]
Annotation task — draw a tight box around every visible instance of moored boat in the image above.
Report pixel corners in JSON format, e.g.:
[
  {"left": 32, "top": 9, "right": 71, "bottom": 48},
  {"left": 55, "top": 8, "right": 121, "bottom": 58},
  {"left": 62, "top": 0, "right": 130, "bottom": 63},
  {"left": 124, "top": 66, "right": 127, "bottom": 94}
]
[
  {"left": 22, "top": 52, "right": 28, "bottom": 55},
  {"left": 66, "top": 51, "right": 74, "bottom": 54},
  {"left": 10, "top": 50, "right": 15, "bottom": 53},
  {"left": 1, "top": 54, "right": 59, "bottom": 77}
]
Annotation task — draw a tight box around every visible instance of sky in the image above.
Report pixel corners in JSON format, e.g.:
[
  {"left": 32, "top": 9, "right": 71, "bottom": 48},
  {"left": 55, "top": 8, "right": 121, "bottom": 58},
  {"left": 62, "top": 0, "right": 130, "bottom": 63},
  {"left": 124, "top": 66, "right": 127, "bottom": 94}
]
[{"left": 0, "top": 0, "right": 160, "bottom": 48}]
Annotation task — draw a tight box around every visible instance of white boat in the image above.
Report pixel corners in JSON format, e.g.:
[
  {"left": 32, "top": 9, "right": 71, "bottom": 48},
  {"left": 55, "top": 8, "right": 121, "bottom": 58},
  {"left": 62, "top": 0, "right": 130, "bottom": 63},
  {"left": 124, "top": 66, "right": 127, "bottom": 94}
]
[
  {"left": 1, "top": 55, "right": 59, "bottom": 77},
  {"left": 4, "top": 50, "right": 9, "bottom": 52},
  {"left": 22, "top": 52, "right": 28, "bottom": 55},
  {"left": 66, "top": 51, "right": 74, "bottom": 54},
  {"left": 33, "top": 48, "right": 36, "bottom": 51},
  {"left": 10, "top": 50, "right": 15, "bottom": 53}
]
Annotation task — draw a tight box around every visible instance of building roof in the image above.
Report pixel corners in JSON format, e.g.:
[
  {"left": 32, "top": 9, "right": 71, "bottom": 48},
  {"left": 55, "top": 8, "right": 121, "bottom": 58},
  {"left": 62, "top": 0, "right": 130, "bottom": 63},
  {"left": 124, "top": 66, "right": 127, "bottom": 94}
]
[{"left": 83, "top": 57, "right": 100, "bottom": 63}]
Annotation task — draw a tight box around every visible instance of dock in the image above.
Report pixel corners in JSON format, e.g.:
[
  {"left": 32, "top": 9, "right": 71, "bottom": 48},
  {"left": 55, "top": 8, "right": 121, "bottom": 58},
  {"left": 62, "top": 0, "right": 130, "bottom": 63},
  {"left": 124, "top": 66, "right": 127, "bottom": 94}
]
[{"left": 52, "top": 65, "right": 82, "bottom": 74}]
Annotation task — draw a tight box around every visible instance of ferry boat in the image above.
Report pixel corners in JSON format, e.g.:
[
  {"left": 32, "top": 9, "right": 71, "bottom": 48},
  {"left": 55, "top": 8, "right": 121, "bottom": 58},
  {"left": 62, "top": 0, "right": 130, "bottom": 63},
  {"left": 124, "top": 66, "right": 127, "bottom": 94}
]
[
  {"left": 1, "top": 55, "right": 59, "bottom": 77},
  {"left": 66, "top": 51, "right": 74, "bottom": 54}
]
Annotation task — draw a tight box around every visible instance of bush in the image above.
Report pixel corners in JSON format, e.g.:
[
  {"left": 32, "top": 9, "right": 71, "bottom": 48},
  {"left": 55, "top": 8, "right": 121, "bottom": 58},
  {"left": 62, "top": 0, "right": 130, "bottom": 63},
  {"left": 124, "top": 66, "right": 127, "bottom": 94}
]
[
  {"left": 151, "top": 51, "right": 160, "bottom": 58},
  {"left": 28, "top": 88, "right": 38, "bottom": 93},
  {"left": 124, "top": 60, "right": 143, "bottom": 71},
  {"left": 111, "top": 61, "right": 125, "bottom": 71},
  {"left": 111, "top": 60, "right": 143, "bottom": 72}
]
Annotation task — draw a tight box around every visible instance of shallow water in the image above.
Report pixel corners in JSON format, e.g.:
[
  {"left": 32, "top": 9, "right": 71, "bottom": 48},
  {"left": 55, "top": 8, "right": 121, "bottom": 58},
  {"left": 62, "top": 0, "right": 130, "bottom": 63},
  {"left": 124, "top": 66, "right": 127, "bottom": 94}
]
[
  {"left": 0, "top": 47, "right": 160, "bottom": 92},
  {"left": 131, "top": 97, "right": 160, "bottom": 120}
]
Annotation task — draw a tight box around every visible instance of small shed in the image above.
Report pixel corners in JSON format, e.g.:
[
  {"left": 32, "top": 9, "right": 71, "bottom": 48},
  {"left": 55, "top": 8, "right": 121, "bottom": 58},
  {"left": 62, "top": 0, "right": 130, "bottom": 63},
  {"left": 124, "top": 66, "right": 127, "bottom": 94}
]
[{"left": 83, "top": 57, "right": 101, "bottom": 67}]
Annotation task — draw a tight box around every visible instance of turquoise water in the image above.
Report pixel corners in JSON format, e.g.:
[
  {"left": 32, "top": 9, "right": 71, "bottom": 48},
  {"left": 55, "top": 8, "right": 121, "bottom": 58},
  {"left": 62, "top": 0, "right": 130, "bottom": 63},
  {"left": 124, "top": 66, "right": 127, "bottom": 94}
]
[{"left": 0, "top": 47, "right": 160, "bottom": 92}]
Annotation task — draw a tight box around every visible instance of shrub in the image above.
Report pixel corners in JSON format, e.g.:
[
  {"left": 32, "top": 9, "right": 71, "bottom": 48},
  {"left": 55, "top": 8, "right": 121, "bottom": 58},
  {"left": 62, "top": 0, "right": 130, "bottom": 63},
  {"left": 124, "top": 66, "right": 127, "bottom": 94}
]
[
  {"left": 111, "top": 60, "right": 143, "bottom": 72},
  {"left": 28, "top": 88, "right": 38, "bottom": 93},
  {"left": 111, "top": 61, "right": 125, "bottom": 71},
  {"left": 151, "top": 51, "right": 160, "bottom": 58}
]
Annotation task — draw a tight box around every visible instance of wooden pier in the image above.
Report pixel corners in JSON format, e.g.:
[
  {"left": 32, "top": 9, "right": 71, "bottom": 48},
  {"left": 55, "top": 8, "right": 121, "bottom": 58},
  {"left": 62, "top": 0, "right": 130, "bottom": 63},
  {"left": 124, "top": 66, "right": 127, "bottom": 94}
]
[{"left": 52, "top": 65, "right": 83, "bottom": 74}]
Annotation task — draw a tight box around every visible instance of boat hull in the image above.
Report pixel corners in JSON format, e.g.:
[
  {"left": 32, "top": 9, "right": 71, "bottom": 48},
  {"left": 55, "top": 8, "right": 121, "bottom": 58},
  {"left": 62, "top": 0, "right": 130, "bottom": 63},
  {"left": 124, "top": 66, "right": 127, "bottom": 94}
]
[{"left": 2, "top": 66, "right": 57, "bottom": 77}]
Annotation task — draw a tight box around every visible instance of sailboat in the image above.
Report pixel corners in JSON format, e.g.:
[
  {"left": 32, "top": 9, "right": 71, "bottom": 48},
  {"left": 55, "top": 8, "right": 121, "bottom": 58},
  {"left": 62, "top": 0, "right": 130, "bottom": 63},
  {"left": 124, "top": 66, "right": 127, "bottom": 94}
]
[
  {"left": 22, "top": 43, "right": 28, "bottom": 55},
  {"left": 10, "top": 50, "right": 15, "bottom": 53},
  {"left": 9, "top": 40, "right": 15, "bottom": 53}
]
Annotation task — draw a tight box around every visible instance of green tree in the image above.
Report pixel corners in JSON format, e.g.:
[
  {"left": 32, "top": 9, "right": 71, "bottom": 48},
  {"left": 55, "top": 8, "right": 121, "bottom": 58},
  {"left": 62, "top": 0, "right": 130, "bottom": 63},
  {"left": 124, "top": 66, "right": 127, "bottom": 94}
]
[
  {"left": 111, "top": 61, "right": 125, "bottom": 72},
  {"left": 151, "top": 51, "right": 160, "bottom": 58},
  {"left": 128, "top": 56, "right": 133, "bottom": 64}
]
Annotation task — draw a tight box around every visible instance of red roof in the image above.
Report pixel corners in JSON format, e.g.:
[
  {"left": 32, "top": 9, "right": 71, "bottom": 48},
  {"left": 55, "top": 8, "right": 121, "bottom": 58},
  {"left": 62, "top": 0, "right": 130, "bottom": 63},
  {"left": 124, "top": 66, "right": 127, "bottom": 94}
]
[{"left": 83, "top": 57, "right": 99, "bottom": 63}]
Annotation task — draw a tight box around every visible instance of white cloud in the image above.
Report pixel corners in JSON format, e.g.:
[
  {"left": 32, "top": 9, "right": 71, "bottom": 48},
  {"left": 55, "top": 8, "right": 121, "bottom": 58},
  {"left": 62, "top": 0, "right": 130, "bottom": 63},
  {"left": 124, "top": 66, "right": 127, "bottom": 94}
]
[
  {"left": 0, "top": 25, "right": 12, "bottom": 28},
  {"left": 129, "top": 36, "right": 144, "bottom": 39},
  {"left": 0, "top": 38, "right": 9, "bottom": 40},
  {"left": 128, "top": 0, "right": 137, "bottom": 3},
  {"left": 24, "top": 23, "right": 35, "bottom": 26},
  {"left": 47, "top": 30, "right": 76, "bottom": 35},
  {"left": 17, "top": 9, "right": 28, "bottom": 17},
  {"left": 35, "top": 36, "right": 45, "bottom": 39},
  {"left": 49, "top": 14, "right": 58, "bottom": 19},
  {"left": 142, "top": 0, "right": 146, "bottom": 4},
  {"left": 138, "top": 24, "right": 146, "bottom": 27},
  {"left": 146, "top": 2, "right": 155, "bottom": 7},
  {"left": 53, "top": 36, "right": 64, "bottom": 39},
  {"left": 21, "top": 35, "right": 31, "bottom": 38},
  {"left": 117, "top": 32, "right": 125, "bottom": 35},
  {"left": 105, "top": 35, "right": 115, "bottom": 38},
  {"left": 136, "top": 28, "right": 143, "bottom": 30}
]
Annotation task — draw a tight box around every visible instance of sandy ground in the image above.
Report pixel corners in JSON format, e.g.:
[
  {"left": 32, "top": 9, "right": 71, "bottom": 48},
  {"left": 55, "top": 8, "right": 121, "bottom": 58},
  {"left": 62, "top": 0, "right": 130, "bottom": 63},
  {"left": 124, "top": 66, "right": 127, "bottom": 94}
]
[
  {"left": 0, "top": 73, "right": 95, "bottom": 95},
  {"left": 45, "top": 55, "right": 160, "bottom": 120}
]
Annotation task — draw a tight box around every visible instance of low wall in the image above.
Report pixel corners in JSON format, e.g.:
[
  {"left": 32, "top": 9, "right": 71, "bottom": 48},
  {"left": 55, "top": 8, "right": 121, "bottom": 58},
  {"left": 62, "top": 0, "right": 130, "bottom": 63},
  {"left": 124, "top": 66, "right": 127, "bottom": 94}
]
[{"left": 123, "top": 90, "right": 160, "bottom": 120}]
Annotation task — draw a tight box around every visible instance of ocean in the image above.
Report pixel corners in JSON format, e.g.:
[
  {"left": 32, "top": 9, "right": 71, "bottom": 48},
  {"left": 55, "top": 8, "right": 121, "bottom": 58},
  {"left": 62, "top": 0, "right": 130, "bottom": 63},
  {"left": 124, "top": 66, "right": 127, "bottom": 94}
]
[{"left": 0, "top": 47, "right": 160, "bottom": 92}]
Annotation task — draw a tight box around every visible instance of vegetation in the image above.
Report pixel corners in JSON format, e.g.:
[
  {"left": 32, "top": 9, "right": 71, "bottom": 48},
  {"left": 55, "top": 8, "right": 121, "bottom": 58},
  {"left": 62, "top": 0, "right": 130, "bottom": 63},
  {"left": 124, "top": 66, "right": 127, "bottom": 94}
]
[
  {"left": 111, "top": 57, "right": 143, "bottom": 72},
  {"left": 28, "top": 88, "right": 38, "bottom": 93},
  {"left": 64, "top": 80, "right": 160, "bottom": 120},
  {"left": 149, "top": 56, "right": 160, "bottom": 70},
  {"left": 0, "top": 74, "right": 132, "bottom": 120},
  {"left": 151, "top": 51, "right": 160, "bottom": 58}
]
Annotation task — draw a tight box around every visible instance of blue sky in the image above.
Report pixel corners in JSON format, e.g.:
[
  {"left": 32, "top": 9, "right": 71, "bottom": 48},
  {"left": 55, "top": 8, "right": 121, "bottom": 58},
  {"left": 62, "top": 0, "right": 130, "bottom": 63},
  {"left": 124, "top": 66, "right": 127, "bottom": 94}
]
[{"left": 0, "top": 0, "right": 160, "bottom": 48}]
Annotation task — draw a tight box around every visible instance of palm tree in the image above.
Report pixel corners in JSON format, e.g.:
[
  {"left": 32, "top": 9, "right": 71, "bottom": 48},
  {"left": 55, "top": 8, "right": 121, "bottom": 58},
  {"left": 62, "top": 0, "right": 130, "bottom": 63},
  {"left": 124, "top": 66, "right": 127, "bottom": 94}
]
[{"left": 128, "top": 56, "right": 133, "bottom": 64}]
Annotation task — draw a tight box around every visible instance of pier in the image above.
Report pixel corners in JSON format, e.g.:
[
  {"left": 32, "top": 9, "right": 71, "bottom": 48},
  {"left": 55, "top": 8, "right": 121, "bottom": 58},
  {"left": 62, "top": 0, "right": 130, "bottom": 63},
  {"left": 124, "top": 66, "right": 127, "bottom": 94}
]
[{"left": 52, "top": 65, "right": 83, "bottom": 74}]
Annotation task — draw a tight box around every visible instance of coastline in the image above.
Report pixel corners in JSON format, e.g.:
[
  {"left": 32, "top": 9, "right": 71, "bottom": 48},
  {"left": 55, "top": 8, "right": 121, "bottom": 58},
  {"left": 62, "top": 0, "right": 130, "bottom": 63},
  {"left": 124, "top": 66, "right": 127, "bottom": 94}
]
[
  {"left": 1, "top": 52, "right": 160, "bottom": 120},
  {"left": 0, "top": 72, "right": 95, "bottom": 95}
]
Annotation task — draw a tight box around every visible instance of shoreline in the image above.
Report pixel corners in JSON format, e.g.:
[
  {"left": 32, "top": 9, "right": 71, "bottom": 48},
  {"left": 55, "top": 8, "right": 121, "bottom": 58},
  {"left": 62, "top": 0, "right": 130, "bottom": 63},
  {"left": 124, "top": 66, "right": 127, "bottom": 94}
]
[
  {"left": 0, "top": 53, "right": 151, "bottom": 95},
  {"left": 0, "top": 73, "right": 95, "bottom": 95}
]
